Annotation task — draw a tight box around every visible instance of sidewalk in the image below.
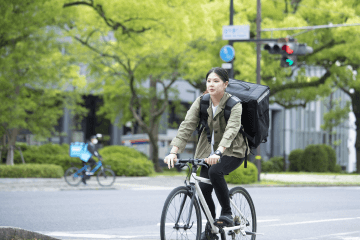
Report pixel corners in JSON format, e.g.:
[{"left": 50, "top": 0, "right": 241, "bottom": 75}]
[
  {"left": 0, "top": 173, "right": 359, "bottom": 191},
  {"left": 260, "top": 173, "right": 360, "bottom": 184}
]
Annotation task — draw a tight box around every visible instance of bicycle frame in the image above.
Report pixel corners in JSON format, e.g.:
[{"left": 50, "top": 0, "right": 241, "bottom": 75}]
[
  {"left": 176, "top": 163, "right": 249, "bottom": 236},
  {"left": 74, "top": 161, "right": 103, "bottom": 177},
  {"left": 190, "top": 172, "right": 248, "bottom": 235}
]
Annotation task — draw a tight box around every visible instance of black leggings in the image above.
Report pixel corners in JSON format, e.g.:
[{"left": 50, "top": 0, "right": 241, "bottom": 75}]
[
  {"left": 199, "top": 155, "right": 244, "bottom": 220},
  {"left": 83, "top": 158, "right": 97, "bottom": 168}
]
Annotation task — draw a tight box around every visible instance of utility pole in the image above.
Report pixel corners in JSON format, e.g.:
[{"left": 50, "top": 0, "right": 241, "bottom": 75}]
[
  {"left": 229, "top": 0, "right": 234, "bottom": 78},
  {"left": 256, "top": 0, "right": 262, "bottom": 181}
]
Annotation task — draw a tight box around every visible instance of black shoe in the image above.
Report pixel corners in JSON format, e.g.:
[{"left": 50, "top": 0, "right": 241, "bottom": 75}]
[
  {"left": 81, "top": 176, "right": 87, "bottom": 185},
  {"left": 200, "top": 222, "right": 219, "bottom": 240},
  {"left": 214, "top": 214, "right": 234, "bottom": 227}
]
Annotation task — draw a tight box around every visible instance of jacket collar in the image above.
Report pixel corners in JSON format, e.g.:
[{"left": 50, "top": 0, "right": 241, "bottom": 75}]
[{"left": 208, "top": 92, "right": 231, "bottom": 119}]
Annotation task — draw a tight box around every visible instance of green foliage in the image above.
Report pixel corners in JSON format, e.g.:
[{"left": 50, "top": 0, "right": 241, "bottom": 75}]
[
  {"left": 13, "top": 143, "right": 75, "bottom": 171},
  {"left": 225, "top": 161, "right": 258, "bottom": 184},
  {"left": 0, "top": 0, "right": 87, "bottom": 160},
  {"left": 321, "top": 144, "right": 337, "bottom": 172},
  {"left": 99, "top": 146, "right": 154, "bottom": 176},
  {"left": 321, "top": 99, "right": 351, "bottom": 132},
  {"left": 0, "top": 164, "right": 63, "bottom": 178},
  {"left": 288, "top": 149, "right": 304, "bottom": 172},
  {"left": 301, "top": 145, "right": 328, "bottom": 172},
  {"left": 261, "top": 156, "right": 284, "bottom": 173},
  {"left": 334, "top": 164, "right": 343, "bottom": 173}
]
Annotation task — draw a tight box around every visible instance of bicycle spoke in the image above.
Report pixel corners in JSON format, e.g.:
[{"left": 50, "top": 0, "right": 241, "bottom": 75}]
[{"left": 161, "top": 187, "right": 200, "bottom": 240}]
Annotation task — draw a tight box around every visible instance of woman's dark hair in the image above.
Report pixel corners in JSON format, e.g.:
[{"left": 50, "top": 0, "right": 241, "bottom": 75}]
[
  {"left": 203, "top": 67, "right": 229, "bottom": 95},
  {"left": 205, "top": 67, "right": 229, "bottom": 83}
]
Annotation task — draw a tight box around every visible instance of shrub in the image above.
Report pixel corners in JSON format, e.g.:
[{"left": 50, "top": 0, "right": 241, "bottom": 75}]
[
  {"left": 225, "top": 161, "right": 258, "bottom": 184},
  {"left": 321, "top": 144, "right": 337, "bottom": 172},
  {"left": 99, "top": 146, "right": 154, "bottom": 176},
  {"left": 261, "top": 156, "right": 284, "bottom": 173},
  {"left": 14, "top": 150, "right": 75, "bottom": 171},
  {"left": 288, "top": 149, "right": 304, "bottom": 172},
  {"left": 0, "top": 164, "right": 64, "bottom": 178},
  {"left": 333, "top": 164, "right": 342, "bottom": 173},
  {"left": 301, "top": 144, "right": 328, "bottom": 172}
]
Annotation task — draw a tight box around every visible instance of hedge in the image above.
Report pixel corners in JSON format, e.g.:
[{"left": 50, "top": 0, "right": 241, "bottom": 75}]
[
  {"left": 14, "top": 143, "right": 74, "bottom": 171},
  {"left": 0, "top": 164, "right": 64, "bottom": 178},
  {"left": 261, "top": 156, "right": 284, "bottom": 173},
  {"left": 321, "top": 145, "right": 337, "bottom": 172},
  {"left": 99, "top": 145, "right": 154, "bottom": 176},
  {"left": 224, "top": 161, "right": 258, "bottom": 184},
  {"left": 288, "top": 149, "right": 304, "bottom": 172},
  {"left": 301, "top": 144, "right": 328, "bottom": 172}
]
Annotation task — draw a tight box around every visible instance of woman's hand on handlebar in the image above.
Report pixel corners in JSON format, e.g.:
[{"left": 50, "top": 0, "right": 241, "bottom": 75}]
[
  {"left": 164, "top": 153, "right": 177, "bottom": 169},
  {"left": 205, "top": 154, "right": 220, "bottom": 166}
]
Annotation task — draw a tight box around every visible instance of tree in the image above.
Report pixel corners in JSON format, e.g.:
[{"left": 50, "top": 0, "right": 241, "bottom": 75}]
[
  {"left": 320, "top": 92, "right": 351, "bottom": 146},
  {"left": 258, "top": 0, "right": 360, "bottom": 173},
  {"left": 0, "top": 0, "right": 87, "bottom": 165},
  {"left": 62, "top": 0, "right": 216, "bottom": 171},
  {"left": 199, "top": 0, "right": 360, "bottom": 172}
]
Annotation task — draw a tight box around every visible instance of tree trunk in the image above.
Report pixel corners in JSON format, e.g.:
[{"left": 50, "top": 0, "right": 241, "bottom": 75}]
[
  {"left": 352, "top": 91, "right": 360, "bottom": 173},
  {"left": 6, "top": 128, "right": 19, "bottom": 165},
  {"left": 351, "top": 91, "right": 359, "bottom": 173},
  {"left": 6, "top": 145, "right": 14, "bottom": 165},
  {"left": 149, "top": 124, "right": 161, "bottom": 172},
  {"left": 328, "top": 92, "right": 333, "bottom": 146},
  {"left": 148, "top": 77, "right": 161, "bottom": 172}
]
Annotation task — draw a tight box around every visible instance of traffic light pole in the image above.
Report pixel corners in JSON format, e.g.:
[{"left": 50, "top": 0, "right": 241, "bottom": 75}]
[
  {"left": 256, "top": 0, "right": 262, "bottom": 181},
  {"left": 229, "top": 0, "right": 234, "bottom": 79}
]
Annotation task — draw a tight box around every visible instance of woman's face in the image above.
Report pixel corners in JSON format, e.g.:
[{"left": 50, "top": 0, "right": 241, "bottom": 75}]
[{"left": 206, "top": 72, "right": 228, "bottom": 96}]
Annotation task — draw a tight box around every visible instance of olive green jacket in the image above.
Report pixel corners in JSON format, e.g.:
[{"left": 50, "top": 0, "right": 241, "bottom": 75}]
[{"left": 170, "top": 92, "right": 248, "bottom": 159}]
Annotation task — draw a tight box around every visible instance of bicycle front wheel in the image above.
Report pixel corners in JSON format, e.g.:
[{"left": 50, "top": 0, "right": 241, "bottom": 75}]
[
  {"left": 64, "top": 167, "right": 82, "bottom": 186},
  {"left": 160, "top": 186, "right": 201, "bottom": 240},
  {"left": 228, "top": 187, "right": 257, "bottom": 240},
  {"left": 96, "top": 168, "right": 115, "bottom": 187}
]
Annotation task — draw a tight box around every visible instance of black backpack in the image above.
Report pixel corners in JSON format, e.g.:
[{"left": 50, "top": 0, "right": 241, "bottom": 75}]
[{"left": 197, "top": 78, "right": 270, "bottom": 168}]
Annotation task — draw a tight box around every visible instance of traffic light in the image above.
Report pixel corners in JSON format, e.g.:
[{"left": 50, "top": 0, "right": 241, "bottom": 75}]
[
  {"left": 263, "top": 38, "right": 313, "bottom": 67},
  {"left": 281, "top": 55, "right": 297, "bottom": 67}
]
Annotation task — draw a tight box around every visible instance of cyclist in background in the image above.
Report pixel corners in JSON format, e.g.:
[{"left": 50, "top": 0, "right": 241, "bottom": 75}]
[{"left": 81, "top": 134, "right": 103, "bottom": 185}]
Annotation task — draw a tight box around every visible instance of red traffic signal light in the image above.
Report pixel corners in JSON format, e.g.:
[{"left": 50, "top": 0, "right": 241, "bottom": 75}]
[{"left": 281, "top": 45, "right": 294, "bottom": 54}]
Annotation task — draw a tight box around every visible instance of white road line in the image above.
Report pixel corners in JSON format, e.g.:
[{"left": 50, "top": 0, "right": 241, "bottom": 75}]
[
  {"left": 157, "top": 218, "right": 280, "bottom": 226},
  {"left": 258, "top": 219, "right": 280, "bottom": 223},
  {"left": 264, "top": 217, "right": 357, "bottom": 227},
  {"left": 44, "top": 232, "right": 159, "bottom": 239},
  {"left": 291, "top": 231, "right": 360, "bottom": 240}
]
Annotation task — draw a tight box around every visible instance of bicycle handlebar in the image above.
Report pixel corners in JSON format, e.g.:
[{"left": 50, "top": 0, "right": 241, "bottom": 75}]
[{"left": 175, "top": 157, "right": 222, "bottom": 169}]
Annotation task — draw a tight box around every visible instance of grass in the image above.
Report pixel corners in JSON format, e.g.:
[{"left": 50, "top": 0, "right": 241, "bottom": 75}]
[
  {"left": 261, "top": 171, "right": 359, "bottom": 176},
  {"left": 246, "top": 180, "right": 360, "bottom": 186}
]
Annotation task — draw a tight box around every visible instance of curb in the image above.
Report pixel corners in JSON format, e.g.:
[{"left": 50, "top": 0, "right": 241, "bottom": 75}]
[{"left": 0, "top": 227, "right": 59, "bottom": 240}]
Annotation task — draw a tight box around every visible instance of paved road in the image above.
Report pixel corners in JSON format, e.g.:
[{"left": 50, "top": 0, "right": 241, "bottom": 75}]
[{"left": 0, "top": 177, "right": 359, "bottom": 240}]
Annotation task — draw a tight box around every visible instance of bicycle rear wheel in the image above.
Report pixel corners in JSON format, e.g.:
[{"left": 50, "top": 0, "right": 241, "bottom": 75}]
[
  {"left": 160, "top": 186, "right": 201, "bottom": 240},
  {"left": 64, "top": 167, "right": 82, "bottom": 186},
  {"left": 228, "top": 187, "right": 257, "bottom": 240},
  {"left": 96, "top": 168, "right": 115, "bottom": 187}
]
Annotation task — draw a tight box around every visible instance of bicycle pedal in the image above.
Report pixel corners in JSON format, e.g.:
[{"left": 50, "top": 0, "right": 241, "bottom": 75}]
[{"left": 213, "top": 219, "right": 234, "bottom": 228}]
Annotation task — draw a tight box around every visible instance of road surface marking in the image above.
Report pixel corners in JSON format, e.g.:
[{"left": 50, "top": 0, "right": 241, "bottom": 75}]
[
  {"left": 291, "top": 231, "right": 360, "bottom": 240},
  {"left": 264, "top": 217, "right": 357, "bottom": 227},
  {"left": 43, "top": 232, "right": 159, "bottom": 239}
]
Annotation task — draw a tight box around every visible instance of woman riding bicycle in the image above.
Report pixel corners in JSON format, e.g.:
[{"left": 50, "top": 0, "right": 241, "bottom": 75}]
[{"left": 164, "top": 67, "right": 249, "bottom": 239}]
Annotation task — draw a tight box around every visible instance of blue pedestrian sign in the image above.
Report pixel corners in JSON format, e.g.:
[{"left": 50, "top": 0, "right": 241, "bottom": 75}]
[{"left": 220, "top": 45, "right": 235, "bottom": 62}]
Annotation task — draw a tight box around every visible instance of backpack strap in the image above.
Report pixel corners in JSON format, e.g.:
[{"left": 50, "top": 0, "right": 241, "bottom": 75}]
[
  {"left": 197, "top": 94, "right": 212, "bottom": 143},
  {"left": 224, "top": 96, "right": 250, "bottom": 168},
  {"left": 224, "top": 95, "right": 241, "bottom": 123}
]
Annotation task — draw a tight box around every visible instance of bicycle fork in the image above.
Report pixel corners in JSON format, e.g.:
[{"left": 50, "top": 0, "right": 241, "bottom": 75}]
[{"left": 173, "top": 185, "right": 196, "bottom": 230}]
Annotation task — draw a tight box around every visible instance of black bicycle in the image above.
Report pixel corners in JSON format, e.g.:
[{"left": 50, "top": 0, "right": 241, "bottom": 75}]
[
  {"left": 160, "top": 158, "right": 257, "bottom": 240},
  {"left": 64, "top": 160, "right": 115, "bottom": 187}
]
